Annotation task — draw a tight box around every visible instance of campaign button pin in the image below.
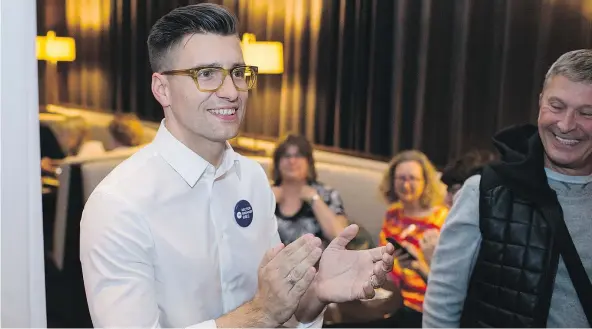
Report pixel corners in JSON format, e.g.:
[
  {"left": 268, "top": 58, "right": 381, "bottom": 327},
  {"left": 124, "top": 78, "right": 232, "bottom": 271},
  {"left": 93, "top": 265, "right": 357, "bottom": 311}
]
[{"left": 234, "top": 200, "right": 253, "bottom": 228}]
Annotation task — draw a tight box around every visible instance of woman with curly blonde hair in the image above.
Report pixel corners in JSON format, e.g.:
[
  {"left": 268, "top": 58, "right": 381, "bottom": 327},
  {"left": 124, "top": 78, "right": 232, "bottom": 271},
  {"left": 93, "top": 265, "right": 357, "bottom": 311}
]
[{"left": 377, "top": 150, "right": 448, "bottom": 327}]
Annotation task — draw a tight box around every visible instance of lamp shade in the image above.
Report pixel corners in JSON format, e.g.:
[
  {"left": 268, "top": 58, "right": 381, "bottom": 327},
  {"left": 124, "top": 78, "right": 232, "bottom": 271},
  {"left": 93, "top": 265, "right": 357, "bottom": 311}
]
[
  {"left": 241, "top": 33, "right": 284, "bottom": 74},
  {"left": 37, "top": 31, "right": 76, "bottom": 63}
]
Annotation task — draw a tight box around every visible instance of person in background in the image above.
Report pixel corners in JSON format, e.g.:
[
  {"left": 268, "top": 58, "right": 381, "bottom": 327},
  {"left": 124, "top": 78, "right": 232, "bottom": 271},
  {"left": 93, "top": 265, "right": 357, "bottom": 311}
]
[
  {"left": 423, "top": 49, "right": 592, "bottom": 328},
  {"left": 271, "top": 134, "right": 349, "bottom": 246},
  {"left": 60, "top": 115, "right": 105, "bottom": 157},
  {"left": 41, "top": 115, "right": 106, "bottom": 173},
  {"left": 378, "top": 150, "right": 448, "bottom": 328},
  {"left": 440, "top": 149, "right": 497, "bottom": 207},
  {"left": 40, "top": 124, "right": 66, "bottom": 175},
  {"left": 108, "top": 113, "right": 145, "bottom": 150}
]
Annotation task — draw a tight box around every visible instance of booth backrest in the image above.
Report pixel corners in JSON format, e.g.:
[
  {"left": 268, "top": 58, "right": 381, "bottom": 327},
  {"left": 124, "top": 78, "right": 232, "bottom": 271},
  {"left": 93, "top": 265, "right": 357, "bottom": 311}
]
[
  {"left": 50, "top": 147, "right": 143, "bottom": 328},
  {"left": 49, "top": 136, "right": 389, "bottom": 328},
  {"left": 251, "top": 157, "right": 387, "bottom": 244},
  {"left": 44, "top": 107, "right": 390, "bottom": 328},
  {"left": 53, "top": 150, "right": 389, "bottom": 270},
  {"left": 52, "top": 147, "right": 141, "bottom": 269},
  {"left": 41, "top": 106, "right": 157, "bottom": 151}
]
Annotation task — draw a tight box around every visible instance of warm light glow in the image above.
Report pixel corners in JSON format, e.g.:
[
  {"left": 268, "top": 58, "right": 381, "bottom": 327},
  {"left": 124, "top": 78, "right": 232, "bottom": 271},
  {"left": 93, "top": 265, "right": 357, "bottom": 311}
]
[
  {"left": 241, "top": 33, "right": 284, "bottom": 74},
  {"left": 36, "top": 31, "right": 76, "bottom": 63},
  {"left": 66, "top": 0, "right": 111, "bottom": 31},
  {"left": 583, "top": 0, "right": 592, "bottom": 21}
]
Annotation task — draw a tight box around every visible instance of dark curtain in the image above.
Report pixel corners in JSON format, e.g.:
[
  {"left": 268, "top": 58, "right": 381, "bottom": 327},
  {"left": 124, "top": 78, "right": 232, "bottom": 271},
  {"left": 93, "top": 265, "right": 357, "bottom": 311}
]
[{"left": 38, "top": 0, "right": 592, "bottom": 165}]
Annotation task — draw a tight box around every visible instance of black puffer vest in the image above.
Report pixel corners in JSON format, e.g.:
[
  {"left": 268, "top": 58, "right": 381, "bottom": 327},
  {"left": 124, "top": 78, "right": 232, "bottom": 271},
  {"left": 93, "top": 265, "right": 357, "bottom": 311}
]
[{"left": 460, "top": 125, "right": 563, "bottom": 327}]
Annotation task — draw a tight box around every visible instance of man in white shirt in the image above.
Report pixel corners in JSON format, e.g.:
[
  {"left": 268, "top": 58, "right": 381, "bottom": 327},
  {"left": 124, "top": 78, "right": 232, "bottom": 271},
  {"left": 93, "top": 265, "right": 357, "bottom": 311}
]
[{"left": 80, "top": 3, "right": 395, "bottom": 328}]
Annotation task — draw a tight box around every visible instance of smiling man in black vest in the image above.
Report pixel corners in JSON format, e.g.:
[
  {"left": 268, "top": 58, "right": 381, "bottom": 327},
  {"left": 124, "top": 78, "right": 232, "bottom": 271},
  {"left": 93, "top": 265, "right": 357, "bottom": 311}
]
[{"left": 423, "top": 49, "right": 592, "bottom": 327}]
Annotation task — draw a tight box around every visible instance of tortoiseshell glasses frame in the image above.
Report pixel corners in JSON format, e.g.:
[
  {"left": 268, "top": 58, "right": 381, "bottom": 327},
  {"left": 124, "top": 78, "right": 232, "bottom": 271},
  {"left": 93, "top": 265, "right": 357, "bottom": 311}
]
[{"left": 160, "top": 65, "right": 258, "bottom": 92}]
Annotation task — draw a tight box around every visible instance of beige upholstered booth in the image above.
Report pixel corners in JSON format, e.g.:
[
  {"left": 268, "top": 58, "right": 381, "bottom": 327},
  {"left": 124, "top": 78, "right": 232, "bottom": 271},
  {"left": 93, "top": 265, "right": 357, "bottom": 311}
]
[{"left": 42, "top": 107, "right": 389, "bottom": 328}]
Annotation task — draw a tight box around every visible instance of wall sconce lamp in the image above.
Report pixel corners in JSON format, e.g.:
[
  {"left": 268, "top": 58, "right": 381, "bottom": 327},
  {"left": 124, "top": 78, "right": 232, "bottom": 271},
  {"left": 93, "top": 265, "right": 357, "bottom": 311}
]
[
  {"left": 241, "top": 33, "right": 284, "bottom": 74},
  {"left": 36, "top": 31, "right": 76, "bottom": 64},
  {"left": 37, "top": 31, "right": 76, "bottom": 105}
]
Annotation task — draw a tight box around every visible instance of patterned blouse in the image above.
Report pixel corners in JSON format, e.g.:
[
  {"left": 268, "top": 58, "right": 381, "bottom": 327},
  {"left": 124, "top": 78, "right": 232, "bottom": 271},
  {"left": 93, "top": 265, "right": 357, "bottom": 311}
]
[
  {"left": 275, "top": 182, "right": 345, "bottom": 245},
  {"left": 379, "top": 202, "right": 449, "bottom": 313}
]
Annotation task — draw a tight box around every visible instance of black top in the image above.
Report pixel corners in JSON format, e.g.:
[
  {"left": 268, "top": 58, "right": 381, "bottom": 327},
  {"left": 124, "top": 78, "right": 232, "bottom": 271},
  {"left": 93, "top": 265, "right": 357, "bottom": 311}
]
[{"left": 275, "top": 182, "right": 345, "bottom": 245}]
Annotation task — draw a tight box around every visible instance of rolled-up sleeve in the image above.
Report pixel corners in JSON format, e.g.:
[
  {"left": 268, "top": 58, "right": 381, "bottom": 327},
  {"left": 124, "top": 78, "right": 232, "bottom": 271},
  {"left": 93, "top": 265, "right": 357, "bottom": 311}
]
[
  {"left": 80, "top": 191, "right": 216, "bottom": 328},
  {"left": 80, "top": 191, "right": 160, "bottom": 327},
  {"left": 422, "top": 175, "right": 482, "bottom": 328}
]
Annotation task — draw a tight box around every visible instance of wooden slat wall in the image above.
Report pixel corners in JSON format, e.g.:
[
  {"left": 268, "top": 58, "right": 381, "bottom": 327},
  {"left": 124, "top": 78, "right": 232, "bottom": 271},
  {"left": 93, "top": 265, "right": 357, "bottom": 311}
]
[{"left": 37, "top": 0, "right": 592, "bottom": 165}]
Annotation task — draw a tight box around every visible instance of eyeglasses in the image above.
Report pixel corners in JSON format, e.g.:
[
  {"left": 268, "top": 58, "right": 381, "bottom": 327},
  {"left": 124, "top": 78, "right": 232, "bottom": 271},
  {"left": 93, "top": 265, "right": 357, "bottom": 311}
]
[
  {"left": 160, "top": 65, "right": 258, "bottom": 92},
  {"left": 395, "top": 175, "right": 423, "bottom": 184},
  {"left": 281, "top": 153, "right": 306, "bottom": 159}
]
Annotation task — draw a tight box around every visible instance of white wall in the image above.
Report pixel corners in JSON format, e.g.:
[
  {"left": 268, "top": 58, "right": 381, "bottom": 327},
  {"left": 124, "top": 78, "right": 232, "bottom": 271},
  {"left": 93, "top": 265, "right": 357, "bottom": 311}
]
[{"left": 0, "top": 0, "right": 48, "bottom": 327}]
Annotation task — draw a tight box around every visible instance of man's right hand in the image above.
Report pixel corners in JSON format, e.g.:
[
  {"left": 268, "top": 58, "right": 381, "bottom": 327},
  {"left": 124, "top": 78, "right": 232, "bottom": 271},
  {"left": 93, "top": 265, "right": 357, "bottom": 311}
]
[{"left": 252, "top": 234, "right": 323, "bottom": 326}]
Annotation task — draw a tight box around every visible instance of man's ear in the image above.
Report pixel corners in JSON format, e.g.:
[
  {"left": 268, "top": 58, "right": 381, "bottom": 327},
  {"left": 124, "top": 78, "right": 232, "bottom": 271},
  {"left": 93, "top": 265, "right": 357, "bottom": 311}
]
[
  {"left": 151, "top": 73, "right": 171, "bottom": 108},
  {"left": 538, "top": 92, "right": 543, "bottom": 107}
]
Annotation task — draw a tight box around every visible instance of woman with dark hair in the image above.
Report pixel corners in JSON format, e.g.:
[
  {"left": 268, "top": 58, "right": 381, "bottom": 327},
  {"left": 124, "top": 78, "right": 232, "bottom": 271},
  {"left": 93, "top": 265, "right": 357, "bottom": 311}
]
[{"left": 271, "top": 134, "right": 349, "bottom": 246}]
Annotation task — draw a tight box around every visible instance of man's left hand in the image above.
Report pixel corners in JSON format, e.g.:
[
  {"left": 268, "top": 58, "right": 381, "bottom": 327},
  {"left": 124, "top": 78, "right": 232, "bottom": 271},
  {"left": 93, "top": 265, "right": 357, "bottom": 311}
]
[{"left": 312, "top": 224, "right": 395, "bottom": 303}]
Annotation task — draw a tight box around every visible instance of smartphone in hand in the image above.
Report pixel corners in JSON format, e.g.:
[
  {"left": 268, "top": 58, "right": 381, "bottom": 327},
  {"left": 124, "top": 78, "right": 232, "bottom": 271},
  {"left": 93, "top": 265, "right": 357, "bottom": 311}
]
[{"left": 386, "top": 237, "right": 417, "bottom": 261}]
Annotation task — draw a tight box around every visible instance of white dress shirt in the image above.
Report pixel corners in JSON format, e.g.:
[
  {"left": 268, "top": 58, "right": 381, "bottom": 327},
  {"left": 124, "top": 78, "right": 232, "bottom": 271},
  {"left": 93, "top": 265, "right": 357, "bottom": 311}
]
[{"left": 80, "top": 121, "right": 323, "bottom": 328}]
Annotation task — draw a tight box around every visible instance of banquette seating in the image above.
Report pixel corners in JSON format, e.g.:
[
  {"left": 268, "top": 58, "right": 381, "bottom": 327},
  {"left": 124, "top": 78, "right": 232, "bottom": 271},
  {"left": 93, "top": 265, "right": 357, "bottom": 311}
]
[{"left": 40, "top": 107, "right": 388, "bottom": 327}]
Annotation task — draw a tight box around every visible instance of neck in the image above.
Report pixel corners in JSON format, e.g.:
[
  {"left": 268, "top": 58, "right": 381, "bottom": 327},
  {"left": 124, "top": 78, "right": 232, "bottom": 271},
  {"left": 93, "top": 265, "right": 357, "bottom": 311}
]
[
  {"left": 401, "top": 201, "right": 423, "bottom": 212},
  {"left": 544, "top": 155, "right": 592, "bottom": 177},
  {"left": 283, "top": 179, "right": 306, "bottom": 187},
  {"left": 281, "top": 179, "right": 306, "bottom": 192},
  {"left": 164, "top": 117, "right": 226, "bottom": 167}
]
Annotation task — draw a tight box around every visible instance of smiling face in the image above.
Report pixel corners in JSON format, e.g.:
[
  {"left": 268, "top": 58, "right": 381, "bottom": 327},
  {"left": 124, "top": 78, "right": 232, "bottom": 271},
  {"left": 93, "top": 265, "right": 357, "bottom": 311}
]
[
  {"left": 393, "top": 160, "right": 426, "bottom": 205},
  {"left": 151, "top": 33, "right": 248, "bottom": 145},
  {"left": 278, "top": 145, "right": 310, "bottom": 183},
  {"left": 538, "top": 75, "right": 592, "bottom": 176}
]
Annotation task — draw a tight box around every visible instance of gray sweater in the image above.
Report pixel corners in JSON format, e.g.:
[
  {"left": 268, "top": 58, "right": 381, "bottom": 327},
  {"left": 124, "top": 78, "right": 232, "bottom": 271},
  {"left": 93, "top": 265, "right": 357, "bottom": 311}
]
[{"left": 423, "top": 169, "right": 592, "bottom": 327}]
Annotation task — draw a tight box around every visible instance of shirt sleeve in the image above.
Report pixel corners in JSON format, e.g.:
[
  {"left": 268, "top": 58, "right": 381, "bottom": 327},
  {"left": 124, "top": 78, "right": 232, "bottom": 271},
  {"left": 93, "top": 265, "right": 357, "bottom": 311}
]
[
  {"left": 422, "top": 175, "right": 482, "bottom": 328},
  {"left": 283, "top": 311, "right": 325, "bottom": 328},
  {"left": 80, "top": 191, "right": 216, "bottom": 328}
]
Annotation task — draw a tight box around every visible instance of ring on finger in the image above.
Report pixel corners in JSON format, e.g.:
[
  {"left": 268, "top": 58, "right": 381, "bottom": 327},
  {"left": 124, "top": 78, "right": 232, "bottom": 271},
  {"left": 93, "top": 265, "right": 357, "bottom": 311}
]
[{"left": 287, "top": 273, "right": 297, "bottom": 285}]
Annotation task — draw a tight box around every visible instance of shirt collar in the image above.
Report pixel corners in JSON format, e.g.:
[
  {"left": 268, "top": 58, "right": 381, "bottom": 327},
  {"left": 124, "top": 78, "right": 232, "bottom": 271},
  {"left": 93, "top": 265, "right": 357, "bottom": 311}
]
[
  {"left": 152, "top": 120, "right": 239, "bottom": 187},
  {"left": 545, "top": 168, "right": 592, "bottom": 185}
]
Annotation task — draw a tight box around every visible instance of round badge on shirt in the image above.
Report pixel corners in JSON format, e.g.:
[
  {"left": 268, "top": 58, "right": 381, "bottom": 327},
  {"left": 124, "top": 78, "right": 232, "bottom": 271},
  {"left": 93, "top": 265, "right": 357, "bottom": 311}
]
[{"left": 234, "top": 199, "right": 253, "bottom": 227}]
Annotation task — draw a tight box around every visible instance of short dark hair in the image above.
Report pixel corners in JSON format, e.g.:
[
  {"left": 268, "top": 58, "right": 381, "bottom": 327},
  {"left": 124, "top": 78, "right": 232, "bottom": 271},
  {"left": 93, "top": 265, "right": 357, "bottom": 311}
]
[
  {"left": 147, "top": 3, "right": 239, "bottom": 72},
  {"left": 440, "top": 149, "right": 497, "bottom": 186},
  {"left": 271, "top": 134, "right": 318, "bottom": 186}
]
